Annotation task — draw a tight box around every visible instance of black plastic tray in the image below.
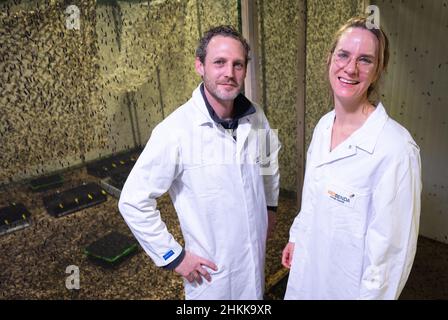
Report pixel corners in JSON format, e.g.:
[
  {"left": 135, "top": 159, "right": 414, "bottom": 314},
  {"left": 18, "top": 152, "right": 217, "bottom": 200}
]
[
  {"left": 84, "top": 231, "right": 138, "bottom": 265},
  {"left": 43, "top": 182, "right": 107, "bottom": 217},
  {"left": 29, "top": 174, "right": 64, "bottom": 192},
  {"left": 99, "top": 168, "right": 132, "bottom": 198},
  {"left": 86, "top": 149, "right": 141, "bottom": 178},
  {"left": 0, "top": 203, "right": 32, "bottom": 236}
]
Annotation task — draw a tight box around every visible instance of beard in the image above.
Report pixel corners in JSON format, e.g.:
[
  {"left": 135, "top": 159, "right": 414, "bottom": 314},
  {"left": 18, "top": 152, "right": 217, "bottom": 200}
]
[{"left": 202, "top": 74, "right": 242, "bottom": 102}]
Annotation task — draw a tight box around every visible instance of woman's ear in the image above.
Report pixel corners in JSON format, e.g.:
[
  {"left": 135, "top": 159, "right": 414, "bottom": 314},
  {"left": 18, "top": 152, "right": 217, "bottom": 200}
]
[
  {"left": 326, "top": 52, "right": 332, "bottom": 65},
  {"left": 371, "top": 65, "right": 381, "bottom": 84}
]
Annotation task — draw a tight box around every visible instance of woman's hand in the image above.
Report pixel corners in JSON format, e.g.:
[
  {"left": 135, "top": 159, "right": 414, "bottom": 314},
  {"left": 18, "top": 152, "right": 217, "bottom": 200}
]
[{"left": 282, "top": 242, "right": 295, "bottom": 269}]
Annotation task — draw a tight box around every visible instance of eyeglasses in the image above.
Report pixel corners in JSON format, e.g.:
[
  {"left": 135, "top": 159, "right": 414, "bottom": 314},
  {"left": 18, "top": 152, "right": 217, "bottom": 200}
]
[{"left": 332, "top": 51, "right": 376, "bottom": 72}]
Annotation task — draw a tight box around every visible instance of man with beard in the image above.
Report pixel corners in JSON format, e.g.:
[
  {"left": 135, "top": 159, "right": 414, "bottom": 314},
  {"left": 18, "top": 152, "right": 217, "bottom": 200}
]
[{"left": 119, "top": 25, "right": 280, "bottom": 300}]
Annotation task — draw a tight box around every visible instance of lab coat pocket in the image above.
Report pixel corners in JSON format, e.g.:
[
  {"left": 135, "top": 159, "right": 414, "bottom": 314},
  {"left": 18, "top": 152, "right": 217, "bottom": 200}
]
[
  {"left": 184, "top": 265, "right": 227, "bottom": 300},
  {"left": 182, "top": 163, "right": 224, "bottom": 197},
  {"left": 325, "top": 183, "right": 371, "bottom": 237},
  {"left": 329, "top": 230, "right": 364, "bottom": 297},
  {"left": 184, "top": 275, "right": 212, "bottom": 300}
]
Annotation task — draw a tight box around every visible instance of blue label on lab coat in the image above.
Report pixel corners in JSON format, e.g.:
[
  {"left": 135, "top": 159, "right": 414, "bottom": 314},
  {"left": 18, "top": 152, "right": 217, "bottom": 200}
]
[{"left": 163, "top": 250, "right": 175, "bottom": 260}]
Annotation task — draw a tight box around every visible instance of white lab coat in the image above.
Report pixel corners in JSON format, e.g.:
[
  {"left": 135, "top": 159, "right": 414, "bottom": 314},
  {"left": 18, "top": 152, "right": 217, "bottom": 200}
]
[
  {"left": 119, "top": 84, "right": 280, "bottom": 300},
  {"left": 285, "top": 102, "right": 421, "bottom": 300}
]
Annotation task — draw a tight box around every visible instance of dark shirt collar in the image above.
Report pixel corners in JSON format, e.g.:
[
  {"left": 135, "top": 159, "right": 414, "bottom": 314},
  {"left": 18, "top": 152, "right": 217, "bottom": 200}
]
[{"left": 200, "top": 83, "right": 255, "bottom": 130}]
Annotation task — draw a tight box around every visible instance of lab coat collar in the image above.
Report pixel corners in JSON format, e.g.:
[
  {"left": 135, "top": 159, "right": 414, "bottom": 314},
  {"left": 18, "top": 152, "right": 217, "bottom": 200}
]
[
  {"left": 191, "top": 83, "right": 255, "bottom": 128},
  {"left": 192, "top": 84, "right": 215, "bottom": 126},
  {"left": 200, "top": 83, "right": 255, "bottom": 130},
  {"left": 190, "top": 84, "right": 255, "bottom": 155},
  {"left": 350, "top": 102, "right": 389, "bottom": 154},
  {"left": 317, "top": 102, "right": 389, "bottom": 166}
]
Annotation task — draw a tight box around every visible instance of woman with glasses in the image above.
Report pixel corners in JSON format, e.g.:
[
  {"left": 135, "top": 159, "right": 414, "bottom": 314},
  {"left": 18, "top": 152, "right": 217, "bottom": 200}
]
[{"left": 282, "top": 16, "right": 422, "bottom": 300}]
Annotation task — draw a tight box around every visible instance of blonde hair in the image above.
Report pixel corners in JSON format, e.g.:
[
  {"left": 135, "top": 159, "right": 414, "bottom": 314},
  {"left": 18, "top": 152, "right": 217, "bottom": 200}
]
[{"left": 326, "top": 15, "right": 390, "bottom": 103}]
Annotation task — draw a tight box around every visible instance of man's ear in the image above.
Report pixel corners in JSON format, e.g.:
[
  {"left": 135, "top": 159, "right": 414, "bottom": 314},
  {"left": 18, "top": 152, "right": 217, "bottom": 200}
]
[{"left": 195, "top": 57, "right": 204, "bottom": 77}]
